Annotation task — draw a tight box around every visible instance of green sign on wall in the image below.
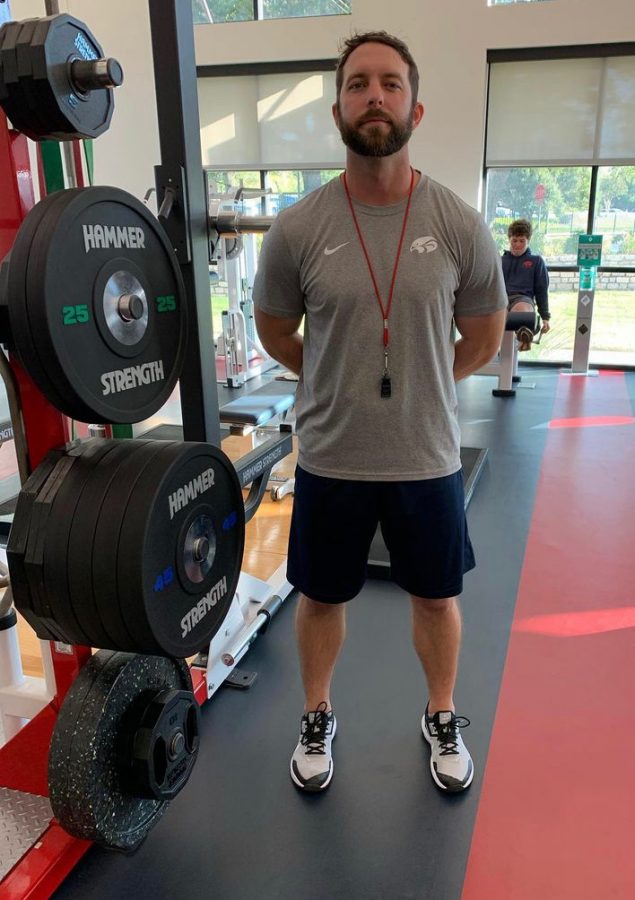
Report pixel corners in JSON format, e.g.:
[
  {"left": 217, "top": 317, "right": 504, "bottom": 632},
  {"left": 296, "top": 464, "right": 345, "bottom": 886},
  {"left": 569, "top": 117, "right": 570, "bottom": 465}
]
[{"left": 577, "top": 234, "right": 603, "bottom": 268}]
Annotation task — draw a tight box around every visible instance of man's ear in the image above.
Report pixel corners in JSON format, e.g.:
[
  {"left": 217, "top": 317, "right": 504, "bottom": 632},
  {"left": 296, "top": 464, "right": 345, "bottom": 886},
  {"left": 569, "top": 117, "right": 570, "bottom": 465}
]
[
  {"left": 412, "top": 101, "right": 425, "bottom": 130},
  {"left": 332, "top": 101, "right": 340, "bottom": 128}
]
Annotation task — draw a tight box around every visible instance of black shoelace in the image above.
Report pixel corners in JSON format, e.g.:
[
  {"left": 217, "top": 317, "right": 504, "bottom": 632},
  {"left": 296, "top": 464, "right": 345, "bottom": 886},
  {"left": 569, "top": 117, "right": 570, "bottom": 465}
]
[
  {"left": 301, "top": 702, "right": 331, "bottom": 755},
  {"left": 433, "top": 715, "right": 470, "bottom": 756}
]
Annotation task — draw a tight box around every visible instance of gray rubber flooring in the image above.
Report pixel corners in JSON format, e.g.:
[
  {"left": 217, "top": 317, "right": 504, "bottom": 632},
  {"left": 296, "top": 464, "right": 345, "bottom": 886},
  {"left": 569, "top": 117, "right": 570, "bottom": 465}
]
[{"left": 54, "top": 369, "right": 558, "bottom": 899}]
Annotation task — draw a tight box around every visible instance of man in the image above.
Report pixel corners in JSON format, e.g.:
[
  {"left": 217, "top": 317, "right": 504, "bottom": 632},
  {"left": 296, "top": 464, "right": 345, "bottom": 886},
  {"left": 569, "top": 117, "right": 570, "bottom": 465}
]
[
  {"left": 502, "top": 218, "right": 551, "bottom": 351},
  {"left": 253, "top": 32, "right": 506, "bottom": 794}
]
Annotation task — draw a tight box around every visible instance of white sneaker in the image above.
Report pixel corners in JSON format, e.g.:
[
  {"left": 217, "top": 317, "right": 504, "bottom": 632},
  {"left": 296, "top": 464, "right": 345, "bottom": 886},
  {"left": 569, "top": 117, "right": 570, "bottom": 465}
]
[
  {"left": 422, "top": 705, "right": 474, "bottom": 792},
  {"left": 290, "top": 702, "right": 336, "bottom": 792}
]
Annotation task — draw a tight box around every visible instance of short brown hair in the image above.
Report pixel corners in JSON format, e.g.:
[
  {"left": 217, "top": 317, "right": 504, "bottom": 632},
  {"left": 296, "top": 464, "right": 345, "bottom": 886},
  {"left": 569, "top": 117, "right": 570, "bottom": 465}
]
[
  {"left": 508, "top": 218, "right": 532, "bottom": 240},
  {"left": 335, "top": 31, "right": 419, "bottom": 106}
]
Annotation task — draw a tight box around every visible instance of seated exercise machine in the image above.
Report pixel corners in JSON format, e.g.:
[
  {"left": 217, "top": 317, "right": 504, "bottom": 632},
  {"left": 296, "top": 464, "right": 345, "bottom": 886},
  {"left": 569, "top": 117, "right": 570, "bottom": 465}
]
[
  {"left": 475, "top": 309, "right": 539, "bottom": 397},
  {"left": 209, "top": 190, "right": 278, "bottom": 389}
]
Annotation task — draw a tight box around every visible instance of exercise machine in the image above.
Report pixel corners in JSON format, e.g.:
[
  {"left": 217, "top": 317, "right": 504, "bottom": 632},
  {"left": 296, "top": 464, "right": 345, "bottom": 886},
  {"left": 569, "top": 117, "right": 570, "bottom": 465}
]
[
  {"left": 475, "top": 309, "right": 539, "bottom": 397},
  {"left": 209, "top": 188, "right": 278, "bottom": 388}
]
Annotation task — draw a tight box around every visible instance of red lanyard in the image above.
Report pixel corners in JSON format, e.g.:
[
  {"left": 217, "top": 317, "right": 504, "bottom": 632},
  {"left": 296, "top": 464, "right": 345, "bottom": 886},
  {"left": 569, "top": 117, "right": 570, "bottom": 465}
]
[{"left": 342, "top": 167, "right": 415, "bottom": 397}]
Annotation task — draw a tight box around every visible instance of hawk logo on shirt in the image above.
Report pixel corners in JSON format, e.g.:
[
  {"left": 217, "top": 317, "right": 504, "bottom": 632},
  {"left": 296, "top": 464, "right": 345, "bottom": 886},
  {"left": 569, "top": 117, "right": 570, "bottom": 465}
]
[
  {"left": 410, "top": 236, "right": 438, "bottom": 254},
  {"left": 522, "top": 260, "right": 534, "bottom": 269}
]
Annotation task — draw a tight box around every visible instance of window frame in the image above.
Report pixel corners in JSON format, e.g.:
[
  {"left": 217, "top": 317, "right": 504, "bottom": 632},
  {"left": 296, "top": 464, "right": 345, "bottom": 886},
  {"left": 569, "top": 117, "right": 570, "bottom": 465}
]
[
  {"left": 484, "top": 44, "right": 635, "bottom": 280},
  {"left": 194, "top": 0, "right": 352, "bottom": 25},
  {"left": 484, "top": 45, "right": 635, "bottom": 369}
]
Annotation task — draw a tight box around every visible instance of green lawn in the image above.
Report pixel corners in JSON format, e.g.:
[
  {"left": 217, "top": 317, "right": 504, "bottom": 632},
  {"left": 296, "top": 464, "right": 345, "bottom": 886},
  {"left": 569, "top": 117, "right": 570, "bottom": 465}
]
[
  {"left": 210, "top": 288, "right": 635, "bottom": 365},
  {"left": 525, "top": 290, "right": 635, "bottom": 364}
]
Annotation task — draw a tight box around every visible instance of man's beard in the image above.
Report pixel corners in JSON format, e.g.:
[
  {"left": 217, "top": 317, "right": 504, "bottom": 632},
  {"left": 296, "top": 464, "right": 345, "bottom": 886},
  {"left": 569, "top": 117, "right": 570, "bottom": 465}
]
[{"left": 337, "top": 109, "right": 414, "bottom": 157}]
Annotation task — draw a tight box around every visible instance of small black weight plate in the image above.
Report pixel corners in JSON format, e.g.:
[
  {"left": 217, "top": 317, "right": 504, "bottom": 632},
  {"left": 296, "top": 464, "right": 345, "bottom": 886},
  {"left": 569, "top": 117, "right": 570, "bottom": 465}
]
[
  {"left": 23, "top": 186, "right": 187, "bottom": 424},
  {"left": 0, "top": 23, "right": 28, "bottom": 129},
  {"left": 91, "top": 440, "right": 171, "bottom": 652},
  {"left": 23, "top": 451, "right": 80, "bottom": 641},
  {"left": 127, "top": 688, "right": 200, "bottom": 802},
  {"left": 117, "top": 442, "right": 245, "bottom": 658},
  {"left": 41, "top": 439, "right": 120, "bottom": 646},
  {"left": 29, "top": 15, "right": 115, "bottom": 140},
  {"left": 66, "top": 439, "right": 147, "bottom": 650},
  {"left": 12, "top": 20, "right": 54, "bottom": 138},
  {"left": 5, "top": 190, "right": 74, "bottom": 413},
  {"left": 67, "top": 440, "right": 157, "bottom": 650},
  {"left": 0, "top": 20, "right": 56, "bottom": 139},
  {"left": 6, "top": 446, "right": 68, "bottom": 641},
  {"left": 48, "top": 650, "right": 192, "bottom": 851}
]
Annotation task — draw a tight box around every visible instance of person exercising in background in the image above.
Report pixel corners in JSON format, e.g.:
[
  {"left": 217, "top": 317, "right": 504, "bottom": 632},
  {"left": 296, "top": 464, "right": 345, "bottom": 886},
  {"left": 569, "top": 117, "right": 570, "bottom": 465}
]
[
  {"left": 253, "top": 31, "right": 507, "bottom": 795},
  {"left": 502, "top": 218, "right": 551, "bottom": 351}
]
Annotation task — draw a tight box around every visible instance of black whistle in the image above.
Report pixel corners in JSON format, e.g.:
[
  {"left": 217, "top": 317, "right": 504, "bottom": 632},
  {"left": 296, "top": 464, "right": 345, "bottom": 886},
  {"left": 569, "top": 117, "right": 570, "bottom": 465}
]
[{"left": 380, "top": 376, "right": 392, "bottom": 398}]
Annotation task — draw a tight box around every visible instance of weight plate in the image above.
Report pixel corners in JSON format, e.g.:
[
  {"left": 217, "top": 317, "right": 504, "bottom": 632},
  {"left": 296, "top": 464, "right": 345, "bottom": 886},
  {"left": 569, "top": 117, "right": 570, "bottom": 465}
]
[
  {"left": 116, "top": 442, "right": 245, "bottom": 658},
  {"left": 49, "top": 650, "right": 192, "bottom": 851},
  {"left": 6, "top": 446, "right": 68, "bottom": 641},
  {"left": 0, "top": 23, "right": 27, "bottom": 128},
  {"left": 128, "top": 688, "right": 200, "bottom": 802},
  {"left": 91, "top": 440, "right": 170, "bottom": 651},
  {"left": 21, "top": 186, "right": 187, "bottom": 424},
  {"left": 23, "top": 450, "right": 80, "bottom": 640},
  {"left": 4, "top": 190, "right": 76, "bottom": 413},
  {"left": 28, "top": 14, "right": 115, "bottom": 140},
  {"left": 13, "top": 20, "right": 54, "bottom": 137},
  {"left": 41, "top": 439, "right": 121, "bottom": 646},
  {"left": 66, "top": 439, "right": 150, "bottom": 649}
]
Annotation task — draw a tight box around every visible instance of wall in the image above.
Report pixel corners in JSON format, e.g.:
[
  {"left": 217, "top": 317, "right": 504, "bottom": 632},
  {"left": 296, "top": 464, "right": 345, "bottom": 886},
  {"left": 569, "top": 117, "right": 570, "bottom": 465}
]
[
  {"left": 195, "top": 0, "right": 635, "bottom": 207},
  {"left": 8, "top": 0, "right": 635, "bottom": 205}
]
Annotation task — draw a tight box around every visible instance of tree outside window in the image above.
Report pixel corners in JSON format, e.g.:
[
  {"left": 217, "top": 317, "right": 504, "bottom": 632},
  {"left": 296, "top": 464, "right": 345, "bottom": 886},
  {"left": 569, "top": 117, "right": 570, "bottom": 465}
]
[{"left": 193, "top": 0, "right": 351, "bottom": 24}]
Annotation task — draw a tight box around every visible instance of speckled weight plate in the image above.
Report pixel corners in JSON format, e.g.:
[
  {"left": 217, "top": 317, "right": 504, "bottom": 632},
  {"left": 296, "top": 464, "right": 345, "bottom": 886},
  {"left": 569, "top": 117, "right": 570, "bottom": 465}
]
[{"left": 48, "top": 649, "right": 193, "bottom": 851}]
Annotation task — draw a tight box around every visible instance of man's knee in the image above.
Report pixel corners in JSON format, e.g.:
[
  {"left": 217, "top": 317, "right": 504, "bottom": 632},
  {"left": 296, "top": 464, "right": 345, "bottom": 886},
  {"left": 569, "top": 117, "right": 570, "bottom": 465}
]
[
  {"left": 411, "top": 595, "right": 458, "bottom": 615},
  {"left": 299, "top": 593, "right": 346, "bottom": 615}
]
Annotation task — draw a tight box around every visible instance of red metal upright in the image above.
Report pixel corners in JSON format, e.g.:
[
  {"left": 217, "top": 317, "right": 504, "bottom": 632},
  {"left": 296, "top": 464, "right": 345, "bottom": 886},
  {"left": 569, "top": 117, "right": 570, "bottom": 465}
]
[{"left": 0, "top": 107, "right": 93, "bottom": 894}]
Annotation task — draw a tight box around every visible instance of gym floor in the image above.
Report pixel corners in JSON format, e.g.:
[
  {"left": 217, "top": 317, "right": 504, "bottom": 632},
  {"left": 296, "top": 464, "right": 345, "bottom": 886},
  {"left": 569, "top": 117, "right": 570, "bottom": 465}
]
[{"left": 53, "top": 367, "right": 635, "bottom": 900}]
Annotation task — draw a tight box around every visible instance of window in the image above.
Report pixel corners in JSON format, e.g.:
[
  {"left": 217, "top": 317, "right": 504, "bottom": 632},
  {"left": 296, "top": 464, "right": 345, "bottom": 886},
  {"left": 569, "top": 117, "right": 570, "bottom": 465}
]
[
  {"left": 485, "top": 167, "right": 592, "bottom": 265},
  {"left": 198, "top": 69, "right": 342, "bottom": 168},
  {"left": 486, "top": 56, "right": 635, "bottom": 167},
  {"left": 486, "top": 52, "right": 635, "bottom": 368},
  {"left": 193, "top": 0, "right": 351, "bottom": 24},
  {"left": 594, "top": 167, "right": 635, "bottom": 269},
  {"left": 206, "top": 167, "right": 341, "bottom": 337},
  {"left": 263, "top": 169, "right": 342, "bottom": 213},
  {"left": 489, "top": 0, "right": 553, "bottom": 5}
]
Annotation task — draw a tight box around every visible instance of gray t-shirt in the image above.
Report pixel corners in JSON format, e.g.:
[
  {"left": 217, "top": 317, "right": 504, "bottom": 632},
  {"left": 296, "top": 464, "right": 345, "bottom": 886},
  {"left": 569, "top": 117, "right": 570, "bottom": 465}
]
[{"left": 253, "top": 173, "right": 507, "bottom": 481}]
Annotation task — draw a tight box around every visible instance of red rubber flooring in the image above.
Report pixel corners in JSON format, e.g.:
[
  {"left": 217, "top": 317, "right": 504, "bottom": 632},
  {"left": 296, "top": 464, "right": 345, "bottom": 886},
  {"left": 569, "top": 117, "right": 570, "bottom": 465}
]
[{"left": 463, "top": 372, "right": 635, "bottom": 900}]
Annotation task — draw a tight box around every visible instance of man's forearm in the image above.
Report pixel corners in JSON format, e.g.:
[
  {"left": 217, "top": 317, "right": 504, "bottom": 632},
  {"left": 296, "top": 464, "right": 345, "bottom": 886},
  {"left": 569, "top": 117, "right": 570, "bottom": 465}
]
[
  {"left": 261, "top": 332, "right": 304, "bottom": 375},
  {"left": 453, "top": 337, "right": 498, "bottom": 382}
]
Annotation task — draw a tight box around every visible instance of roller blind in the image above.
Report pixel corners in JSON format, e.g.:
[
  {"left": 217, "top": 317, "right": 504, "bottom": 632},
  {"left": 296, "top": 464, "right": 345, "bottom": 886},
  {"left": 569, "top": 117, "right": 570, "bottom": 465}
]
[
  {"left": 486, "top": 56, "right": 635, "bottom": 166},
  {"left": 198, "top": 70, "right": 344, "bottom": 168}
]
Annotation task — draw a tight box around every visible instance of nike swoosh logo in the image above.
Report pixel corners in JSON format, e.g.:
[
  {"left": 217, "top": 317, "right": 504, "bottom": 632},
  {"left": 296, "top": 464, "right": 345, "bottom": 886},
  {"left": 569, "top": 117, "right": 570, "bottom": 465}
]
[{"left": 324, "top": 242, "right": 349, "bottom": 256}]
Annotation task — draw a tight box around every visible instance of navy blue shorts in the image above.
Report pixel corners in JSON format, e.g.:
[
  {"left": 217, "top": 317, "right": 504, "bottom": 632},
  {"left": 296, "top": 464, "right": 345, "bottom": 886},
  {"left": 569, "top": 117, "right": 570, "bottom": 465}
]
[{"left": 287, "top": 466, "right": 475, "bottom": 603}]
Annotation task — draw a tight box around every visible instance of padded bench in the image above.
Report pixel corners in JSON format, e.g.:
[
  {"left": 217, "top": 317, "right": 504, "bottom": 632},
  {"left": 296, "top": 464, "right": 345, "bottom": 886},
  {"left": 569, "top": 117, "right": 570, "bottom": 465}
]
[
  {"left": 219, "top": 380, "right": 296, "bottom": 428},
  {"left": 220, "top": 380, "right": 296, "bottom": 501}
]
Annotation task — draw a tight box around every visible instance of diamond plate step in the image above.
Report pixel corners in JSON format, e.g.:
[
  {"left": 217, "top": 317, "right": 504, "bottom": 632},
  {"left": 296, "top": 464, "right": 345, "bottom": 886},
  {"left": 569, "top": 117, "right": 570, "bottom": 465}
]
[{"left": 0, "top": 787, "right": 53, "bottom": 881}]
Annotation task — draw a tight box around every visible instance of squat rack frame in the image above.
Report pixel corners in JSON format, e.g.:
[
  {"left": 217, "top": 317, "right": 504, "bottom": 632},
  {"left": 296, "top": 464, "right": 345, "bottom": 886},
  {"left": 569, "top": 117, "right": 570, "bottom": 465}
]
[{"left": 0, "top": 1, "right": 224, "bottom": 895}]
